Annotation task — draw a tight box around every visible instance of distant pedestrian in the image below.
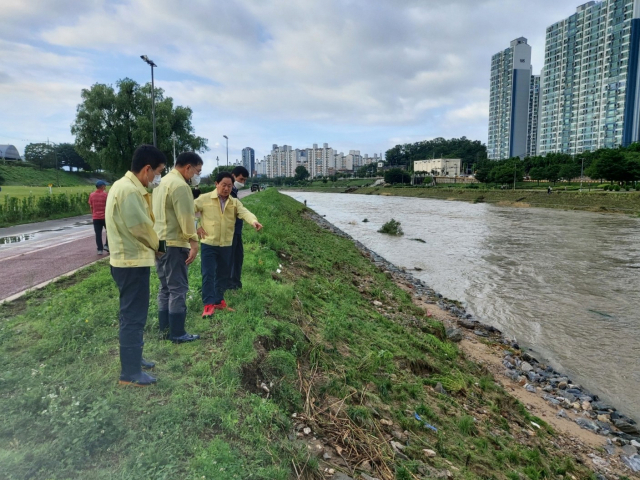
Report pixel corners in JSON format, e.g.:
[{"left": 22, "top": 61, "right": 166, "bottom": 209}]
[
  {"left": 547, "top": 186, "right": 552, "bottom": 195},
  {"left": 88, "top": 180, "right": 109, "bottom": 254},
  {"left": 153, "top": 152, "right": 202, "bottom": 343},
  {"left": 229, "top": 166, "right": 249, "bottom": 290},
  {"left": 105, "top": 145, "right": 166, "bottom": 386},
  {"left": 197, "top": 171, "right": 262, "bottom": 318}
]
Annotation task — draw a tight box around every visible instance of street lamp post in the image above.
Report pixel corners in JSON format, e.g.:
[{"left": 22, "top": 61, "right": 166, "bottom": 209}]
[
  {"left": 170, "top": 132, "right": 177, "bottom": 165},
  {"left": 580, "top": 156, "right": 584, "bottom": 192},
  {"left": 223, "top": 135, "right": 228, "bottom": 166},
  {"left": 216, "top": 156, "right": 219, "bottom": 170},
  {"left": 140, "top": 55, "right": 158, "bottom": 147},
  {"left": 513, "top": 163, "right": 517, "bottom": 191}
]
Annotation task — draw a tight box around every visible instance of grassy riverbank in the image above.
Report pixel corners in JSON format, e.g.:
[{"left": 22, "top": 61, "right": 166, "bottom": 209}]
[
  {"left": 283, "top": 186, "right": 640, "bottom": 214},
  {"left": 0, "top": 190, "right": 598, "bottom": 479}
]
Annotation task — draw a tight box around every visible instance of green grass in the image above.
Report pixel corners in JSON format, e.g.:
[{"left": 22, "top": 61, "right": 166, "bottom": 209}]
[
  {"left": 1, "top": 185, "right": 96, "bottom": 199},
  {"left": 0, "top": 190, "right": 596, "bottom": 479},
  {"left": 0, "top": 164, "right": 96, "bottom": 187}
]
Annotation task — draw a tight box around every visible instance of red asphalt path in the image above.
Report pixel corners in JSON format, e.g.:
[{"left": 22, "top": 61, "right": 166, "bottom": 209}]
[{"left": 0, "top": 216, "right": 105, "bottom": 302}]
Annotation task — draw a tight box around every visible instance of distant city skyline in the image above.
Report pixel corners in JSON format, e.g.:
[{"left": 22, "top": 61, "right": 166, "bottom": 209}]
[{"left": 0, "top": 1, "right": 587, "bottom": 174}]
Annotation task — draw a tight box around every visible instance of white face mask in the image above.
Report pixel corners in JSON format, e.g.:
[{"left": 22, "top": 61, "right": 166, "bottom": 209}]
[
  {"left": 234, "top": 180, "right": 245, "bottom": 189},
  {"left": 190, "top": 174, "right": 201, "bottom": 187},
  {"left": 147, "top": 172, "right": 162, "bottom": 189}
]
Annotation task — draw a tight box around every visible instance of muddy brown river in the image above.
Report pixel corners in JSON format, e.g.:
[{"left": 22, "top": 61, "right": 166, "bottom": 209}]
[{"left": 285, "top": 191, "right": 640, "bottom": 419}]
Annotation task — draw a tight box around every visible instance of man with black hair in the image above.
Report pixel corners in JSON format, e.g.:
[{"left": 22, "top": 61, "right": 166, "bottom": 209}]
[
  {"left": 196, "top": 171, "right": 262, "bottom": 317},
  {"left": 229, "top": 165, "right": 249, "bottom": 289},
  {"left": 106, "top": 144, "right": 166, "bottom": 386},
  {"left": 153, "top": 151, "right": 202, "bottom": 343}
]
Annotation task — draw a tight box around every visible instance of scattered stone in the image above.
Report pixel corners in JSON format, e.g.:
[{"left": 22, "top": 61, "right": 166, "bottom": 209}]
[
  {"left": 372, "top": 300, "right": 382, "bottom": 307},
  {"left": 360, "top": 474, "right": 379, "bottom": 480},
  {"left": 557, "top": 409, "right": 569, "bottom": 419},
  {"left": 520, "top": 362, "right": 533, "bottom": 373},
  {"left": 558, "top": 381, "right": 568, "bottom": 390},
  {"left": 380, "top": 418, "right": 393, "bottom": 426},
  {"left": 518, "top": 376, "right": 527, "bottom": 386},
  {"left": 575, "top": 417, "right": 599, "bottom": 433},
  {"left": 621, "top": 454, "right": 640, "bottom": 472},
  {"left": 446, "top": 327, "right": 463, "bottom": 342},
  {"left": 391, "top": 430, "right": 406, "bottom": 442},
  {"left": 597, "top": 414, "right": 610, "bottom": 423},
  {"left": 332, "top": 473, "right": 354, "bottom": 480},
  {"left": 423, "top": 449, "right": 437, "bottom": 457},
  {"left": 632, "top": 439, "right": 640, "bottom": 448},
  {"left": 587, "top": 454, "right": 609, "bottom": 468},
  {"left": 390, "top": 440, "right": 405, "bottom": 451},
  {"left": 303, "top": 427, "right": 311, "bottom": 435},
  {"left": 435, "top": 382, "right": 447, "bottom": 395},
  {"left": 581, "top": 401, "right": 592, "bottom": 411},
  {"left": 604, "top": 444, "right": 616, "bottom": 455},
  {"left": 622, "top": 444, "right": 638, "bottom": 456},
  {"left": 525, "top": 384, "right": 537, "bottom": 393},
  {"left": 614, "top": 419, "right": 640, "bottom": 435}
]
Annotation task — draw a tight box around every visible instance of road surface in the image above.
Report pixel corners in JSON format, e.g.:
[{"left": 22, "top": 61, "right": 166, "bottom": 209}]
[{"left": 0, "top": 188, "right": 254, "bottom": 302}]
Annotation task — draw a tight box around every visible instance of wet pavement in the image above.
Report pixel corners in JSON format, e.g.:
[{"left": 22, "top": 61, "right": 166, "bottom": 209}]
[{"left": 0, "top": 215, "right": 104, "bottom": 302}]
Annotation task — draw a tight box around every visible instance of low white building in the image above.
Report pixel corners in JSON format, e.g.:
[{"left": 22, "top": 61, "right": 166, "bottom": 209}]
[{"left": 414, "top": 158, "right": 462, "bottom": 176}]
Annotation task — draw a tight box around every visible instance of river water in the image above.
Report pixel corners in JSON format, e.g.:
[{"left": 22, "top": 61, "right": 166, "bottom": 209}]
[{"left": 284, "top": 192, "right": 640, "bottom": 419}]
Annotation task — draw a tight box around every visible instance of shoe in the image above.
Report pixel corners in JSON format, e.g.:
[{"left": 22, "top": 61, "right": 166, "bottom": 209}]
[
  {"left": 170, "top": 333, "right": 200, "bottom": 344},
  {"left": 98, "top": 250, "right": 103, "bottom": 255},
  {"left": 227, "top": 282, "right": 242, "bottom": 290},
  {"left": 202, "top": 304, "right": 215, "bottom": 318},
  {"left": 103, "top": 245, "right": 109, "bottom": 252},
  {"left": 119, "top": 371, "right": 157, "bottom": 386},
  {"left": 141, "top": 358, "right": 155, "bottom": 369},
  {"left": 213, "top": 300, "right": 234, "bottom": 311}
]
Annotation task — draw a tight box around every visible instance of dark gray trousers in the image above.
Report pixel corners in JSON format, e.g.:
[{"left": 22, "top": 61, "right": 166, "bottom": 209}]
[
  {"left": 156, "top": 247, "right": 189, "bottom": 314},
  {"left": 110, "top": 266, "right": 150, "bottom": 348}
]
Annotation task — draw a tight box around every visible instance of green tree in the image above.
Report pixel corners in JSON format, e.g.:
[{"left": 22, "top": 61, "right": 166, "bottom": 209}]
[
  {"left": 545, "top": 165, "right": 561, "bottom": 185},
  {"left": 24, "top": 143, "right": 56, "bottom": 170},
  {"left": 71, "top": 78, "right": 208, "bottom": 175},
  {"left": 384, "top": 168, "right": 411, "bottom": 184},
  {"left": 357, "top": 163, "right": 378, "bottom": 177},
  {"left": 385, "top": 137, "right": 487, "bottom": 171},
  {"left": 55, "top": 143, "right": 91, "bottom": 171},
  {"left": 294, "top": 165, "right": 310, "bottom": 181},
  {"left": 528, "top": 166, "right": 546, "bottom": 185},
  {"left": 558, "top": 163, "right": 581, "bottom": 181},
  {"left": 489, "top": 162, "right": 524, "bottom": 185}
]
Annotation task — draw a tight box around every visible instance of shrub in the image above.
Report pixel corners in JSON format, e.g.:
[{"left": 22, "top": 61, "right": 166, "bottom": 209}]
[
  {"left": 378, "top": 219, "right": 403, "bottom": 236},
  {"left": 614, "top": 184, "right": 621, "bottom": 191},
  {"left": 625, "top": 185, "right": 630, "bottom": 191},
  {"left": 603, "top": 185, "right": 610, "bottom": 191}
]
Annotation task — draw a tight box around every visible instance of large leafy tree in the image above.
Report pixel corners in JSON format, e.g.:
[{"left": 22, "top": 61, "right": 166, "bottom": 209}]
[
  {"left": 56, "top": 143, "right": 91, "bottom": 171},
  {"left": 24, "top": 143, "right": 56, "bottom": 170},
  {"left": 385, "top": 137, "right": 488, "bottom": 171},
  {"left": 71, "top": 78, "right": 208, "bottom": 175}
]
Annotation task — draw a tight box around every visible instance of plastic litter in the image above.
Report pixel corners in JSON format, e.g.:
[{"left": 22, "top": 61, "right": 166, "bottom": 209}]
[{"left": 414, "top": 412, "right": 438, "bottom": 432}]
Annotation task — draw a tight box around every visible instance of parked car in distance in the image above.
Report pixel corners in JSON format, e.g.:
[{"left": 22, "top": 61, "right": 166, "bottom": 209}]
[{"left": 251, "top": 183, "right": 261, "bottom": 192}]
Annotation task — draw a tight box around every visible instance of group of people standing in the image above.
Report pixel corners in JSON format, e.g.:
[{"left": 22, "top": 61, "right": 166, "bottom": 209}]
[{"left": 103, "top": 145, "right": 262, "bottom": 386}]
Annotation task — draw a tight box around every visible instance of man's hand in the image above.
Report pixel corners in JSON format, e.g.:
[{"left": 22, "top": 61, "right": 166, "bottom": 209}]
[
  {"left": 253, "top": 221, "right": 263, "bottom": 231},
  {"left": 186, "top": 240, "right": 199, "bottom": 265},
  {"left": 155, "top": 251, "right": 165, "bottom": 259},
  {"left": 197, "top": 227, "right": 207, "bottom": 239}
]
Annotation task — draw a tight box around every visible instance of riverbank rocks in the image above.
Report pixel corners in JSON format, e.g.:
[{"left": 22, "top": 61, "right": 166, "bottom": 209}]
[{"left": 445, "top": 327, "right": 463, "bottom": 342}]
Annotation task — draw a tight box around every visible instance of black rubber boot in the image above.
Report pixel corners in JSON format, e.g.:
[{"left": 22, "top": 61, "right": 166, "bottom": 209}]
[
  {"left": 158, "top": 310, "right": 169, "bottom": 338},
  {"left": 119, "top": 347, "right": 157, "bottom": 386},
  {"left": 169, "top": 312, "right": 200, "bottom": 344}
]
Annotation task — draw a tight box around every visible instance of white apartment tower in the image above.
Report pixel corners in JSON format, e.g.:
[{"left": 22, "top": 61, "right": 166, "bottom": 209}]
[
  {"left": 538, "top": 0, "right": 640, "bottom": 155},
  {"left": 488, "top": 37, "right": 534, "bottom": 159},
  {"left": 527, "top": 75, "right": 541, "bottom": 156}
]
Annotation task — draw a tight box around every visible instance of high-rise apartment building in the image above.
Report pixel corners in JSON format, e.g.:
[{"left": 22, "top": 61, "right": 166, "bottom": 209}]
[
  {"left": 241, "top": 147, "right": 255, "bottom": 176},
  {"left": 488, "top": 37, "right": 534, "bottom": 159},
  {"left": 527, "top": 75, "right": 541, "bottom": 156},
  {"left": 538, "top": 0, "right": 640, "bottom": 155}
]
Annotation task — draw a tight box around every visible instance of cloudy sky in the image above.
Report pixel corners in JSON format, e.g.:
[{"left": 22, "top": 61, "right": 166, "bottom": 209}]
[{"left": 1, "top": 0, "right": 581, "bottom": 173}]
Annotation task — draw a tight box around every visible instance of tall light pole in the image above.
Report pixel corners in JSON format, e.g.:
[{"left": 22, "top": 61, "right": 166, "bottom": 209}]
[
  {"left": 140, "top": 55, "right": 157, "bottom": 147},
  {"left": 170, "top": 132, "right": 177, "bottom": 165},
  {"left": 513, "top": 163, "right": 517, "bottom": 191},
  {"left": 223, "top": 135, "right": 228, "bottom": 166},
  {"left": 580, "top": 156, "right": 584, "bottom": 192},
  {"left": 216, "top": 156, "right": 219, "bottom": 170}
]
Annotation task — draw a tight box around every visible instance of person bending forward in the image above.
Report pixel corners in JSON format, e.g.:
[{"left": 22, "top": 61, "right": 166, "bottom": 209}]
[{"left": 195, "top": 171, "right": 262, "bottom": 317}]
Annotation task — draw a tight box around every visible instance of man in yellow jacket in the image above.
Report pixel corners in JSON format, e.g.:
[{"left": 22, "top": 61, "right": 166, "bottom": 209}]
[
  {"left": 153, "top": 152, "right": 202, "bottom": 343},
  {"left": 195, "top": 171, "right": 262, "bottom": 317},
  {"left": 105, "top": 145, "right": 166, "bottom": 386}
]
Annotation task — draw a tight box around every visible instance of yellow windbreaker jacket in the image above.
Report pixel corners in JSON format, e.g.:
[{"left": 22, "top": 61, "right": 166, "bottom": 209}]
[{"left": 194, "top": 190, "right": 258, "bottom": 247}]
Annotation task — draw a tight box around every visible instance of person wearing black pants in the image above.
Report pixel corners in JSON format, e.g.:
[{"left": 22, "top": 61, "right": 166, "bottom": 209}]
[
  {"left": 88, "top": 180, "right": 109, "bottom": 254},
  {"left": 201, "top": 244, "right": 232, "bottom": 308},
  {"left": 229, "top": 166, "right": 249, "bottom": 289},
  {"left": 105, "top": 145, "right": 167, "bottom": 386}
]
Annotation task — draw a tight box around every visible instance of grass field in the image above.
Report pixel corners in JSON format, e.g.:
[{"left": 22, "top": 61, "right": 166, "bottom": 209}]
[
  {"left": 1, "top": 185, "right": 97, "bottom": 200},
  {"left": 0, "top": 164, "right": 97, "bottom": 187},
  {"left": 0, "top": 190, "right": 597, "bottom": 479}
]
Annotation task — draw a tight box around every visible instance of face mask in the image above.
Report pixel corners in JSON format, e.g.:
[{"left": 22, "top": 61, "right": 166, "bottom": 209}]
[
  {"left": 234, "top": 181, "right": 245, "bottom": 189},
  {"left": 148, "top": 174, "right": 162, "bottom": 189},
  {"left": 190, "top": 174, "right": 201, "bottom": 187}
]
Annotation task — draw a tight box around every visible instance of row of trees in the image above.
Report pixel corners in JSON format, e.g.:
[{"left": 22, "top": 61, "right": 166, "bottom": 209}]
[
  {"left": 23, "top": 143, "right": 91, "bottom": 171},
  {"left": 475, "top": 145, "right": 640, "bottom": 185},
  {"left": 385, "top": 137, "right": 487, "bottom": 172}
]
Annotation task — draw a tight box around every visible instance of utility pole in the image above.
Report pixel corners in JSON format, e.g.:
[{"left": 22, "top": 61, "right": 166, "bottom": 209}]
[
  {"left": 580, "top": 156, "right": 584, "bottom": 192},
  {"left": 513, "top": 163, "right": 517, "bottom": 191},
  {"left": 170, "top": 132, "right": 177, "bottom": 166},
  {"left": 140, "top": 55, "right": 157, "bottom": 146}
]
